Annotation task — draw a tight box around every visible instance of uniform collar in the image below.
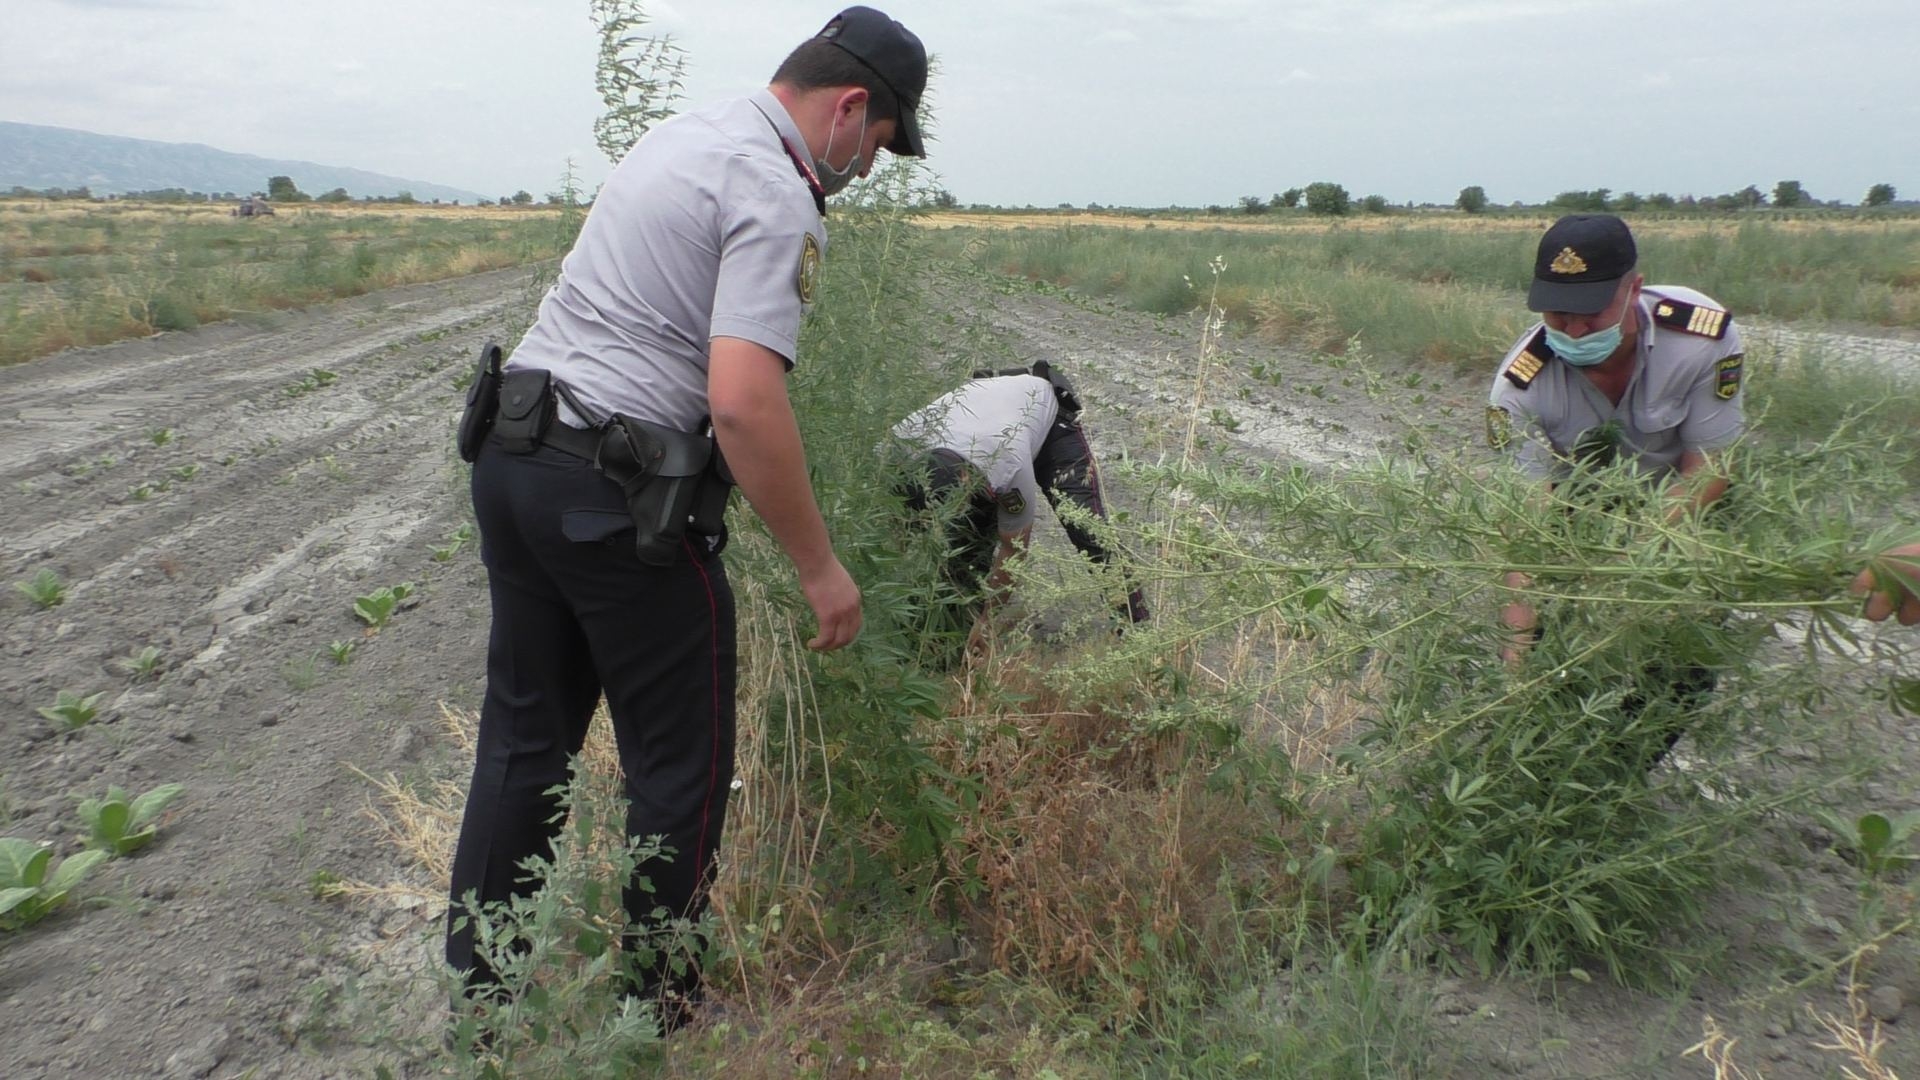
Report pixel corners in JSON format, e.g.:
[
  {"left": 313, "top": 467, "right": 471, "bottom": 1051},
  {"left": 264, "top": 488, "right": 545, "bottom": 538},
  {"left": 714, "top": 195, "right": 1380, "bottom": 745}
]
[
  {"left": 749, "top": 89, "right": 826, "bottom": 213},
  {"left": 1634, "top": 292, "right": 1657, "bottom": 350}
]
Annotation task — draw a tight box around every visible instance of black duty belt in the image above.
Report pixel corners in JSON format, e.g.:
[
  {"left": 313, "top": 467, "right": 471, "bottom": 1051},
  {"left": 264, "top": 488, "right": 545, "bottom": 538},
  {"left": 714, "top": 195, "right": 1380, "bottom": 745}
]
[{"left": 537, "top": 419, "right": 603, "bottom": 462}]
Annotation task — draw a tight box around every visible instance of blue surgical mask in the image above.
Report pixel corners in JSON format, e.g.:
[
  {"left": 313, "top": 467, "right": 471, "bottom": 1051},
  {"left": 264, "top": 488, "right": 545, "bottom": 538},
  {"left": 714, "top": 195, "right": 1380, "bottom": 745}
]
[{"left": 1545, "top": 323, "right": 1622, "bottom": 367}]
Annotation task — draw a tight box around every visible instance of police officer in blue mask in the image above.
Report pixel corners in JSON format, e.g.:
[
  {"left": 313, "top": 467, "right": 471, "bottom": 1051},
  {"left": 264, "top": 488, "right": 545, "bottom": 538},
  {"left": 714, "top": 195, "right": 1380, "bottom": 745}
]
[
  {"left": 1489, "top": 214, "right": 1746, "bottom": 665},
  {"left": 1484, "top": 214, "right": 1749, "bottom": 773}
]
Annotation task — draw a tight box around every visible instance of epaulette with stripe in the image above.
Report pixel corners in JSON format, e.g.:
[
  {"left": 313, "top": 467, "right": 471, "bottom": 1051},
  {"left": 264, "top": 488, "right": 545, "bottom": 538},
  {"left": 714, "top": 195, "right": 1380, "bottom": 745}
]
[
  {"left": 1502, "top": 328, "right": 1550, "bottom": 389},
  {"left": 1650, "top": 296, "right": 1732, "bottom": 340}
]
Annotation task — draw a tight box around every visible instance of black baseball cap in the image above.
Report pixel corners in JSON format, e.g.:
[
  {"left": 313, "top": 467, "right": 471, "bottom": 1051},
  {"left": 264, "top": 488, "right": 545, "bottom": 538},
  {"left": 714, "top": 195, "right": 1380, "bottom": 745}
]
[
  {"left": 1527, "top": 214, "right": 1637, "bottom": 314},
  {"left": 816, "top": 6, "right": 928, "bottom": 158}
]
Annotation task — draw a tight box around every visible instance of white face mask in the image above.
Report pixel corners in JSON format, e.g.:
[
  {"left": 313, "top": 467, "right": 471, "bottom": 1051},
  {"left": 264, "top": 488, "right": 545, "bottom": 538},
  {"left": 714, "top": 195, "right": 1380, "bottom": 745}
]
[{"left": 815, "top": 103, "right": 869, "bottom": 197}]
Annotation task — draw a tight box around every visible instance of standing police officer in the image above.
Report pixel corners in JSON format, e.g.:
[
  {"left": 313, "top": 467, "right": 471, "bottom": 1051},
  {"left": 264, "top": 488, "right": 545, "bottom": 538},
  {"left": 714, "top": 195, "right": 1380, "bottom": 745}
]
[
  {"left": 893, "top": 363, "right": 1148, "bottom": 654},
  {"left": 448, "top": 6, "right": 928, "bottom": 1026},
  {"left": 1488, "top": 214, "right": 1745, "bottom": 663}
]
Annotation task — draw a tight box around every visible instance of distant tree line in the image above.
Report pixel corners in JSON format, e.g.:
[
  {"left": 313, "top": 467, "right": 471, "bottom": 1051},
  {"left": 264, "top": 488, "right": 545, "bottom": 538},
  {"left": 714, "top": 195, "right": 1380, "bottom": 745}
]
[{"left": 1205, "top": 180, "right": 1906, "bottom": 216}]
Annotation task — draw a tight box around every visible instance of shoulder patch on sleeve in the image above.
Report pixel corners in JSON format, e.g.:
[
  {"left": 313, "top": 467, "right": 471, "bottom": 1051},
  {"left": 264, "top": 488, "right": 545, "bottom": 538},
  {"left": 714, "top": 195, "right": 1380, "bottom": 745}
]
[
  {"left": 1714, "top": 353, "right": 1744, "bottom": 400},
  {"left": 998, "top": 488, "right": 1026, "bottom": 518},
  {"left": 797, "top": 233, "right": 821, "bottom": 304},
  {"left": 1651, "top": 296, "right": 1731, "bottom": 339},
  {"left": 1502, "top": 328, "right": 1549, "bottom": 389}
]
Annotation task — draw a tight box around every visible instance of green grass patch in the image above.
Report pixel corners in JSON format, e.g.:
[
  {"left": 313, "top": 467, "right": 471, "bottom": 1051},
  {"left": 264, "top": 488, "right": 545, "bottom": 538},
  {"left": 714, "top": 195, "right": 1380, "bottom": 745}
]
[
  {"left": 928, "top": 216, "right": 1920, "bottom": 369},
  {"left": 0, "top": 200, "right": 569, "bottom": 364}
]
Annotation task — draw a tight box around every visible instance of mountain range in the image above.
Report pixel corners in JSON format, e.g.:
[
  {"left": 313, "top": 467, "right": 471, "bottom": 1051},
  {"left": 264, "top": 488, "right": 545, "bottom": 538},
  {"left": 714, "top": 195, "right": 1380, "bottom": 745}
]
[{"left": 0, "top": 121, "right": 486, "bottom": 204}]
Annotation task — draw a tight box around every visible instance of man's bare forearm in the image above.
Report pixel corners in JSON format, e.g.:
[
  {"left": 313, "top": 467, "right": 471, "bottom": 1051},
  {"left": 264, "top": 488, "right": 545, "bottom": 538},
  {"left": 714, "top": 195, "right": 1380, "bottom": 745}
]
[{"left": 708, "top": 340, "right": 835, "bottom": 576}]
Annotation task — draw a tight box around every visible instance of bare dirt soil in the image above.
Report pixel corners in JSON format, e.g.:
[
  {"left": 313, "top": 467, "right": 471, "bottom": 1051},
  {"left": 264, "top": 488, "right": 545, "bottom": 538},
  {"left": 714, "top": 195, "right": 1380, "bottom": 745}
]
[
  {"left": 0, "top": 269, "right": 522, "bottom": 1079},
  {"left": 4, "top": 267, "right": 1920, "bottom": 1079}
]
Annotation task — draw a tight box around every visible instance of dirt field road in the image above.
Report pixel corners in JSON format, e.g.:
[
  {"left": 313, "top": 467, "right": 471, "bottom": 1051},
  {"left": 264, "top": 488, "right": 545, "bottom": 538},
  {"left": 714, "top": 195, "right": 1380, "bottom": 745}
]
[
  {"left": 3, "top": 267, "right": 1918, "bottom": 1079},
  {"left": 0, "top": 269, "right": 531, "bottom": 1078}
]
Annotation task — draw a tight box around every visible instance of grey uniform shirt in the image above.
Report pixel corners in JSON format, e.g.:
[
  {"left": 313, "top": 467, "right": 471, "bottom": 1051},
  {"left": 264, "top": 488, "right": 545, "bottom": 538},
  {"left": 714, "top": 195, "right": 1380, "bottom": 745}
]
[
  {"left": 1488, "top": 285, "right": 1745, "bottom": 484},
  {"left": 506, "top": 89, "right": 826, "bottom": 433},
  {"left": 893, "top": 375, "right": 1060, "bottom": 534}
]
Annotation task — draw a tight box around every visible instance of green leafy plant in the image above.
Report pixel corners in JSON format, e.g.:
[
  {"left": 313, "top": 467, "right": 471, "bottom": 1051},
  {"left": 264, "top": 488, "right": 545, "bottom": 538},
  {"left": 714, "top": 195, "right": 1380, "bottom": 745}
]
[
  {"left": 430, "top": 524, "right": 475, "bottom": 563},
  {"left": 286, "top": 368, "right": 339, "bottom": 397},
  {"left": 15, "top": 568, "right": 67, "bottom": 610},
  {"left": 283, "top": 654, "right": 320, "bottom": 693},
  {"left": 0, "top": 838, "right": 106, "bottom": 930},
  {"left": 148, "top": 427, "right": 175, "bottom": 447},
  {"left": 1819, "top": 810, "right": 1920, "bottom": 882},
  {"left": 326, "top": 640, "right": 356, "bottom": 666},
  {"left": 38, "top": 690, "right": 104, "bottom": 730},
  {"left": 353, "top": 583, "right": 415, "bottom": 631},
  {"left": 77, "top": 783, "right": 186, "bottom": 857},
  {"left": 130, "top": 483, "right": 154, "bottom": 502},
  {"left": 119, "top": 645, "right": 163, "bottom": 682},
  {"left": 170, "top": 464, "right": 200, "bottom": 482},
  {"left": 308, "top": 868, "right": 345, "bottom": 899}
]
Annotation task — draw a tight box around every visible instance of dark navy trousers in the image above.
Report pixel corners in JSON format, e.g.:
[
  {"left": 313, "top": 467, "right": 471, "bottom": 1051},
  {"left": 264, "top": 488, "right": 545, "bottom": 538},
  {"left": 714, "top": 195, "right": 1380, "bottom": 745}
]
[{"left": 447, "top": 439, "right": 736, "bottom": 995}]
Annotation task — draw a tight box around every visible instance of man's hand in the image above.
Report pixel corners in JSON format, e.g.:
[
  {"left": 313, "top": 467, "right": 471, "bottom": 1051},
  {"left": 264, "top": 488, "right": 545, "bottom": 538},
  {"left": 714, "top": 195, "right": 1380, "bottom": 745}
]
[
  {"left": 1662, "top": 449, "right": 1730, "bottom": 526},
  {"left": 1500, "top": 571, "right": 1537, "bottom": 666},
  {"left": 1851, "top": 543, "right": 1920, "bottom": 626},
  {"left": 710, "top": 337, "right": 862, "bottom": 651},
  {"left": 799, "top": 558, "right": 862, "bottom": 651}
]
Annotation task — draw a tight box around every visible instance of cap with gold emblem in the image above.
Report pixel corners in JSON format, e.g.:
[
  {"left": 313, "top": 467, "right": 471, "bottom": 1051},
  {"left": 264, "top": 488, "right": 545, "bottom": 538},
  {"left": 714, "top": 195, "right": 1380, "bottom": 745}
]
[{"left": 1527, "top": 213, "right": 1637, "bottom": 315}]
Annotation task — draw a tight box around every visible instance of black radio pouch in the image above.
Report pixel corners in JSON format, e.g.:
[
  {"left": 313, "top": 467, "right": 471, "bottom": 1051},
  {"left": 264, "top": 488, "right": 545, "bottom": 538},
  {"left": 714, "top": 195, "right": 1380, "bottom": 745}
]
[
  {"left": 493, "top": 369, "right": 556, "bottom": 455},
  {"left": 456, "top": 341, "right": 504, "bottom": 463}
]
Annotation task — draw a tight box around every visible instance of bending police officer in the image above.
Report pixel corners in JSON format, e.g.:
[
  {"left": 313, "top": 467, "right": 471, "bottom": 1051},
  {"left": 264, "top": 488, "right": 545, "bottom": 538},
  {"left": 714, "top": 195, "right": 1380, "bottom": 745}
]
[
  {"left": 892, "top": 363, "right": 1148, "bottom": 654},
  {"left": 1487, "top": 214, "right": 1745, "bottom": 766},
  {"left": 448, "top": 6, "right": 928, "bottom": 1027}
]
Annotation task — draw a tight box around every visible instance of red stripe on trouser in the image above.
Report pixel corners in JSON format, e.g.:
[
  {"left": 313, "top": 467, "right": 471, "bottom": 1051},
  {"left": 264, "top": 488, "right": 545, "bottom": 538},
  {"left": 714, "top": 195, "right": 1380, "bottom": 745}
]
[{"left": 684, "top": 538, "right": 722, "bottom": 880}]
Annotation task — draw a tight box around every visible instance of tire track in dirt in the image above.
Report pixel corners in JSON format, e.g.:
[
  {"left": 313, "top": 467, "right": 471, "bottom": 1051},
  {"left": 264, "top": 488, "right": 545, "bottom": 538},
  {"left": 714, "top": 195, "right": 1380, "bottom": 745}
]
[
  {"left": 957, "top": 285, "right": 1485, "bottom": 474},
  {"left": 0, "top": 268, "right": 534, "bottom": 1080}
]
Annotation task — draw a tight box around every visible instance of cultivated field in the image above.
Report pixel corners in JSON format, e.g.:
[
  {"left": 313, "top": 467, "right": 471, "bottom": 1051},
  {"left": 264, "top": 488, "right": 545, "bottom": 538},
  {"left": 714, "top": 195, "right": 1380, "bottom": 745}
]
[
  {"left": 4, "top": 204, "right": 1920, "bottom": 1078},
  {"left": 0, "top": 199, "right": 570, "bottom": 365}
]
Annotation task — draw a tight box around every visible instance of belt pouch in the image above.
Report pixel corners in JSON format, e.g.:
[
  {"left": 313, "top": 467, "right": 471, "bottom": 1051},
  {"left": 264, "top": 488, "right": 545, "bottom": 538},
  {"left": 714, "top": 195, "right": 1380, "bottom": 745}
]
[
  {"left": 456, "top": 341, "right": 503, "bottom": 463},
  {"left": 492, "top": 369, "right": 555, "bottom": 454}
]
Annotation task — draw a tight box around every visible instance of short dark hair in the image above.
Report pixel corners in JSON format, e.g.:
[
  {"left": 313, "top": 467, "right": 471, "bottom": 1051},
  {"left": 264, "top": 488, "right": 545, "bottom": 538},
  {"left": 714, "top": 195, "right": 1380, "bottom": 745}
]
[{"left": 771, "top": 39, "right": 900, "bottom": 124}]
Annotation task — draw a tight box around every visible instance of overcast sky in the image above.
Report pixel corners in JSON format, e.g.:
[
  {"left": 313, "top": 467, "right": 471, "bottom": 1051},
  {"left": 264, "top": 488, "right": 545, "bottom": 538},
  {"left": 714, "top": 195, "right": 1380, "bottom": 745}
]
[{"left": 8, "top": 0, "right": 1918, "bottom": 207}]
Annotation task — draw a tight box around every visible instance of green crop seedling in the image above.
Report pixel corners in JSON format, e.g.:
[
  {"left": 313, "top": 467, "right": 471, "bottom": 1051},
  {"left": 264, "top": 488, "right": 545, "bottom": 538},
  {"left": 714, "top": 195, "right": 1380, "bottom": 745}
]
[
  {"left": 78, "top": 783, "right": 185, "bottom": 857},
  {"left": 15, "top": 568, "right": 67, "bottom": 610},
  {"left": 0, "top": 838, "right": 106, "bottom": 930},
  {"left": 148, "top": 427, "right": 174, "bottom": 447},
  {"left": 353, "top": 583, "right": 415, "bottom": 631},
  {"left": 326, "top": 640, "right": 356, "bottom": 665},
  {"left": 429, "top": 524, "right": 474, "bottom": 563},
  {"left": 286, "top": 368, "right": 340, "bottom": 397},
  {"left": 119, "top": 646, "right": 164, "bottom": 682},
  {"left": 1819, "top": 809, "right": 1920, "bottom": 883},
  {"left": 38, "top": 690, "right": 104, "bottom": 730}
]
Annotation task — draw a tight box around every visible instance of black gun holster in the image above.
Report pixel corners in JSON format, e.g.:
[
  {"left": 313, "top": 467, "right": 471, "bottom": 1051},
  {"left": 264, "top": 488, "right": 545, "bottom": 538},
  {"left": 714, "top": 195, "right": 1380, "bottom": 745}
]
[{"left": 595, "top": 413, "right": 734, "bottom": 567}]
